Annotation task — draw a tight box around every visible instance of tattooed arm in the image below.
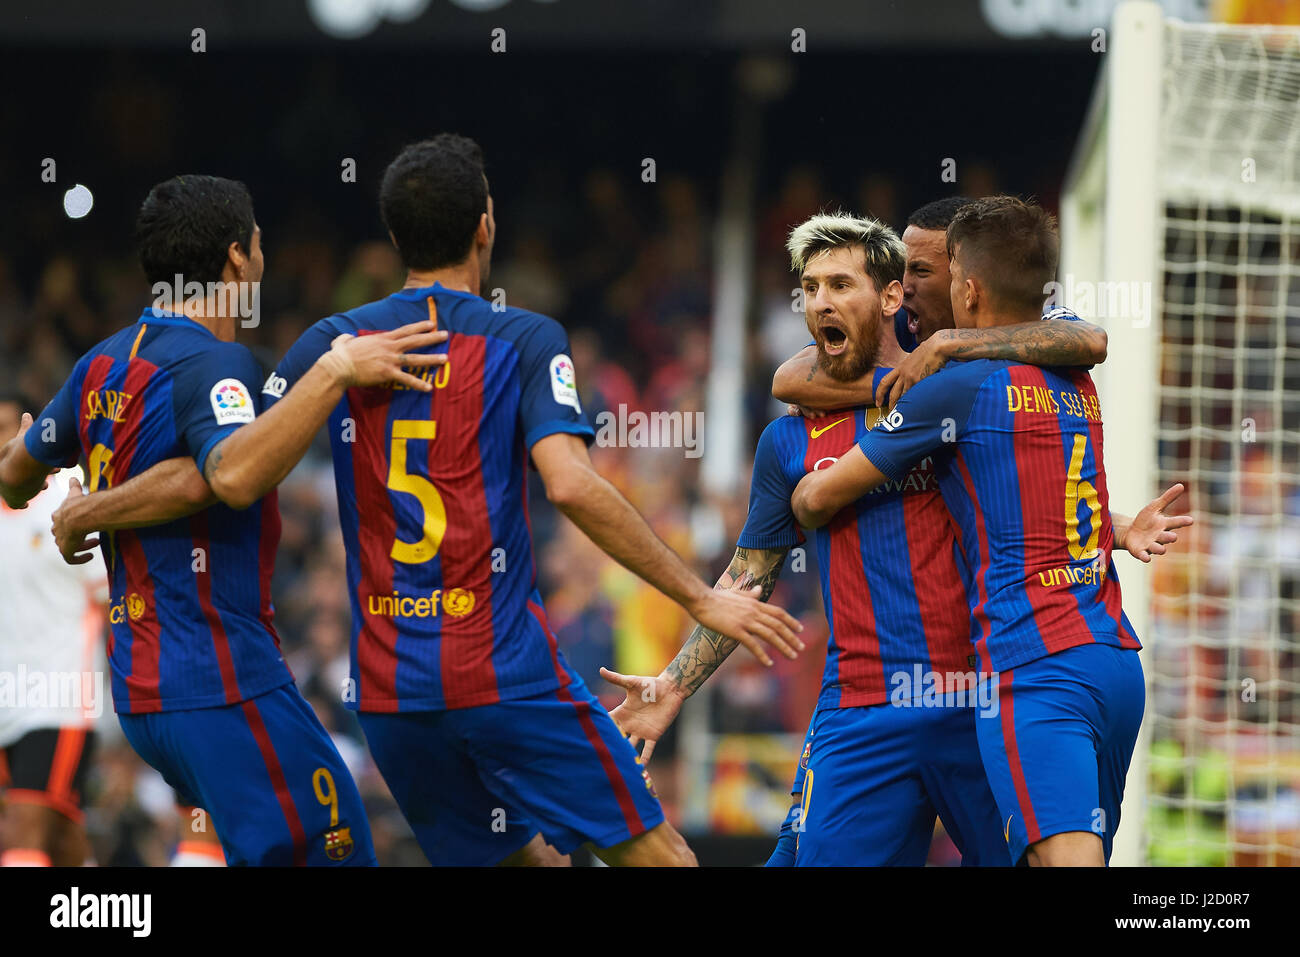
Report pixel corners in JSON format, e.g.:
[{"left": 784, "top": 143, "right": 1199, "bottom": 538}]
[
  {"left": 875, "top": 316, "right": 1108, "bottom": 410},
  {"left": 600, "top": 544, "right": 790, "bottom": 760},
  {"left": 664, "top": 546, "right": 790, "bottom": 695},
  {"left": 771, "top": 344, "right": 875, "bottom": 412}
]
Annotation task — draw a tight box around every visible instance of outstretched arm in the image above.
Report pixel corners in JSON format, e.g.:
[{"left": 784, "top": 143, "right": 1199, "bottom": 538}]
[
  {"left": 875, "top": 317, "right": 1107, "bottom": 410},
  {"left": 771, "top": 344, "right": 875, "bottom": 412},
  {"left": 532, "top": 432, "right": 803, "bottom": 664},
  {"left": 600, "top": 544, "right": 790, "bottom": 761},
  {"left": 1113, "top": 483, "right": 1194, "bottom": 562},
  {"left": 205, "top": 321, "right": 446, "bottom": 509}
]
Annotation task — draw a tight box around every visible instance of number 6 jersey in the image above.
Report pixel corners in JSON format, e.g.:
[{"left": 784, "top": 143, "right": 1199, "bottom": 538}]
[
  {"left": 855, "top": 358, "right": 1141, "bottom": 674},
  {"left": 267, "top": 283, "right": 594, "bottom": 711}
]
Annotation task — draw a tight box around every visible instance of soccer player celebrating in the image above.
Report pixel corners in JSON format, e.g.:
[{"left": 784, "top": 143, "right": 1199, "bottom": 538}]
[
  {"left": 604, "top": 211, "right": 1122, "bottom": 866},
  {"left": 0, "top": 174, "right": 445, "bottom": 865},
  {"left": 771, "top": 197, "right": 1111, "bottom": 413},
  {"left": 789, "top": 196, "right": 1188, "bottom": 866},
  {"left": 52, "top": 136, "right": 804, "bottom": 867}
]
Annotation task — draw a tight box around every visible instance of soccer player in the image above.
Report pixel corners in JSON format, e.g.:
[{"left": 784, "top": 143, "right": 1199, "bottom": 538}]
[
  {"left": 603, "top": 212, "right": 1113, "bottom": 866},
  {"left": 0, "top": 174, "right": 444, "bottom": 866},
  {"left": 772, "top": 196, "right": 1110, "bottom": 414},
  {"left": 51, "top": 137, "right": 804, "bottom": 867},
  {"left": 0, "top": 393, "right": 107, "bottom": 867},
  {"left": 790, "top": 196, "right": 1189, "bottom": 866}
]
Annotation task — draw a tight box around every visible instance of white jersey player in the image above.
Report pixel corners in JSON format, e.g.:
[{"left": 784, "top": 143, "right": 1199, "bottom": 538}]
[{"left": 0, "top": 394, "right": 107, "bottom": 866}]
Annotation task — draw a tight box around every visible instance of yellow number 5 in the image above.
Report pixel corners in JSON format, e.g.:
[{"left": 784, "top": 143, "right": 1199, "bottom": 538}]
[
  {"left": 1064, "top": 433, "right": 1101, "bottom": 561},
  {"left": 388, "top": 419, "right": 446, "bottom": 564}
]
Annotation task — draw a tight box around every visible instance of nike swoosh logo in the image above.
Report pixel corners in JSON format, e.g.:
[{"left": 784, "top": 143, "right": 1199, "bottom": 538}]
[
  {"left": 1004, "top": 814, "right": 1013, "bottom": 842},
  {"left": 810, "top": 417, "right": 850, "bottom": 439}
]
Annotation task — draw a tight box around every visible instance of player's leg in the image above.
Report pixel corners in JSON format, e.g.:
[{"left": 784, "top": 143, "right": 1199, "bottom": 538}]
[
  {"left": 765, "top": 715, "right": 814, "bottom": 867},
  {"left": 974, "top": 646, "right": 1124, "bottom": 867},
  {"left": 49, "top": 811, "right": 94, "bottom": 867},
  {"left": 171, "top": 799, "right": 226, "bottom": 866},
  {"left": 1094, "top": 646, "right": 1146, "bottom": 863},
  {"left": 920, "top": 705, "right": 1013, "bottom": 866},
  {"left": 792, "top": 705, "right": 936, "bottom": 866},
  {"left": 592, "top": 820, "right": 695, "bottom": 867},
  {"left": 0, "top": 728, "right": 96, "bottom": 866},
  {"left": 453, "top": 659, "right": 683, "bottom": 866},
  {"left": 120, "top": 685, "right": 375, "bottom": 866},
  {"left": 498, "top": 833, "right": 571, "bottom": 866},
  {"left": 1030, "top": 650, "right": 1144, "bottom": 867},
  {"left": 357, "top": 709, "right": 547, "bottom": 866}
]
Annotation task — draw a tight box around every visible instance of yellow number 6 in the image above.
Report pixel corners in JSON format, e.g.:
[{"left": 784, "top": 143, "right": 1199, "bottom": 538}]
[
  {"left": 1064, "top": 433, "right": 1101, "bottom": 561},
  {"left": 388, "top": 419, "right": 446, "bottom": 564}
]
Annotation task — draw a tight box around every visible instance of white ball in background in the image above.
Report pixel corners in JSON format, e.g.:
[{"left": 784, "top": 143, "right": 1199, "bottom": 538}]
[{"left": 63, "top": 183, "right": 94, "bottom": 219}]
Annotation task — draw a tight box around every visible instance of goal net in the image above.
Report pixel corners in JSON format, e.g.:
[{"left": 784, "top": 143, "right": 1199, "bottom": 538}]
[{"left": 1062, "top": 1, "right": 1300, "bottom": 866}]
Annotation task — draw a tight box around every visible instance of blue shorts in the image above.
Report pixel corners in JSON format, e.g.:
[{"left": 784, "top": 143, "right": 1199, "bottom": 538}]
[
  {"left": 118, "top": 683, "right": 376, "bottom": 866},
  {"left": 794, "top": 701, "right": 1010, "bottom": 866},
  {"left": 358, "top": 658, "right": 664, "bottom": 865},
  {"left": 975, "top": 643, "right": 1145, "bottom": 865}
]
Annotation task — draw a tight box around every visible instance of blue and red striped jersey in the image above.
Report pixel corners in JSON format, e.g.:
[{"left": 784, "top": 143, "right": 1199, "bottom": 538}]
[
  {"left": 738, "top": 382, "right": 973, "bottom": 709},
  {"left": 266, "top": 283, "right": 594, "bottom": 711},
  {"left": 24, "top": 310, "right": 290, "bottom": 713},
  {"left": 857, "top": 358, "right": 1141, "bottom": 673}
]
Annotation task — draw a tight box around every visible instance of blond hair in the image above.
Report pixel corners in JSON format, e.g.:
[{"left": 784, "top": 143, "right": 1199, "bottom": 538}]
[{"left": 786, "top": 212, "right": 906, "bottom": 291}]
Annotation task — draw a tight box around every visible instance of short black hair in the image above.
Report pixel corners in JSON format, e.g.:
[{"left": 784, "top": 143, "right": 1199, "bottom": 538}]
[
  {"left": 947, "top": 196, "right": 1059, "bottom": 311},
  {"left": 134, "top": 175, "right": 255, "bottom": 287},
  {"left": 907, "top": 196, "right": 974, "bottom": 231},
  {"left": 380, "top": 134, "right": 488, "bottom": 271}
]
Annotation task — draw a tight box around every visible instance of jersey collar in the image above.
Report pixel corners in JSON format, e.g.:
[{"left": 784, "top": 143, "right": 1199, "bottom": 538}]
[
  {"left": 394, "top": 282, "right": 479, "bottom": 302},
  {"left": 135, "top": 308, "right": 220, "bottom": 338}
]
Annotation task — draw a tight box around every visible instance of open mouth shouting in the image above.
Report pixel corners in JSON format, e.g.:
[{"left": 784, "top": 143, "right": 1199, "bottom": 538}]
[{"left": 819, "top": 321, "right": 849, "bottom": 357}]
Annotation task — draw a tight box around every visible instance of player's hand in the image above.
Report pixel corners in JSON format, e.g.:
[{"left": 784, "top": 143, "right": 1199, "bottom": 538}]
[
  {"left": 599, "top": 668, "right": 684, "bottom": 764},
  {"left": 0, "top": 413, "right": 49, "bottom": 509},
  {"left": 1121, "top": 483, "right": 1194, "bottom": 562},
  {"left": 687, "top": 586, "right": 804, "bottom": 667},
  {"left": 786, "top": 403, "right": 828, "bottom": 419},
  {"left": 50, "top": 475, "right": 100, "bottom": 565},
  {"left": 875, "top": 331, "right": 951, "bottom": 410},
  {"left": 320, "top": 320, "right": 450, "bottom": 390}
]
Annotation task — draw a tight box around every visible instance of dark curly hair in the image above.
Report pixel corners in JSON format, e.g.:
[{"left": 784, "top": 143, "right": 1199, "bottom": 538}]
[
  {"left": 380, "top": 134, "right": 488, "bottom": 271},
  {"left": 134, "top": 174, "right": 255, "bottom": 287}
]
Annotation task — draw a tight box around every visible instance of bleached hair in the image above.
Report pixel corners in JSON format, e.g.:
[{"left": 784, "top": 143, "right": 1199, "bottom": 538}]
[{"left": 786, "top": 211, "right": 907, "bottom": 291}]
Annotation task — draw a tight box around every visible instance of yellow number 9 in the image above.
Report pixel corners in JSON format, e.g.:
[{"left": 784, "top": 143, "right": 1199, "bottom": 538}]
[{"left": 312, "top": 767, "right": 339, "bottom": 827}]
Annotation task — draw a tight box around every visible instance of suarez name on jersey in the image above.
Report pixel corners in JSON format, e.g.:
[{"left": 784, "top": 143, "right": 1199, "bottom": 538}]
[
  {"left": 266, "top": 283, "right": 595, "bottom": 712},
  {"left": 857, "top": 358, "right": 1141, "bottom": 674},
  {"left": 24, "top": 310, "right": 291, "bottom": 714},
  {"left": 737, "top": 368, "right": 972, "bottom": 709}
]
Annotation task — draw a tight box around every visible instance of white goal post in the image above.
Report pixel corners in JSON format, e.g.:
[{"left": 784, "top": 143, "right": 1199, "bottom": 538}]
[{"left": 1063, "top": 0, "right": 1300, "bottom": 866}]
